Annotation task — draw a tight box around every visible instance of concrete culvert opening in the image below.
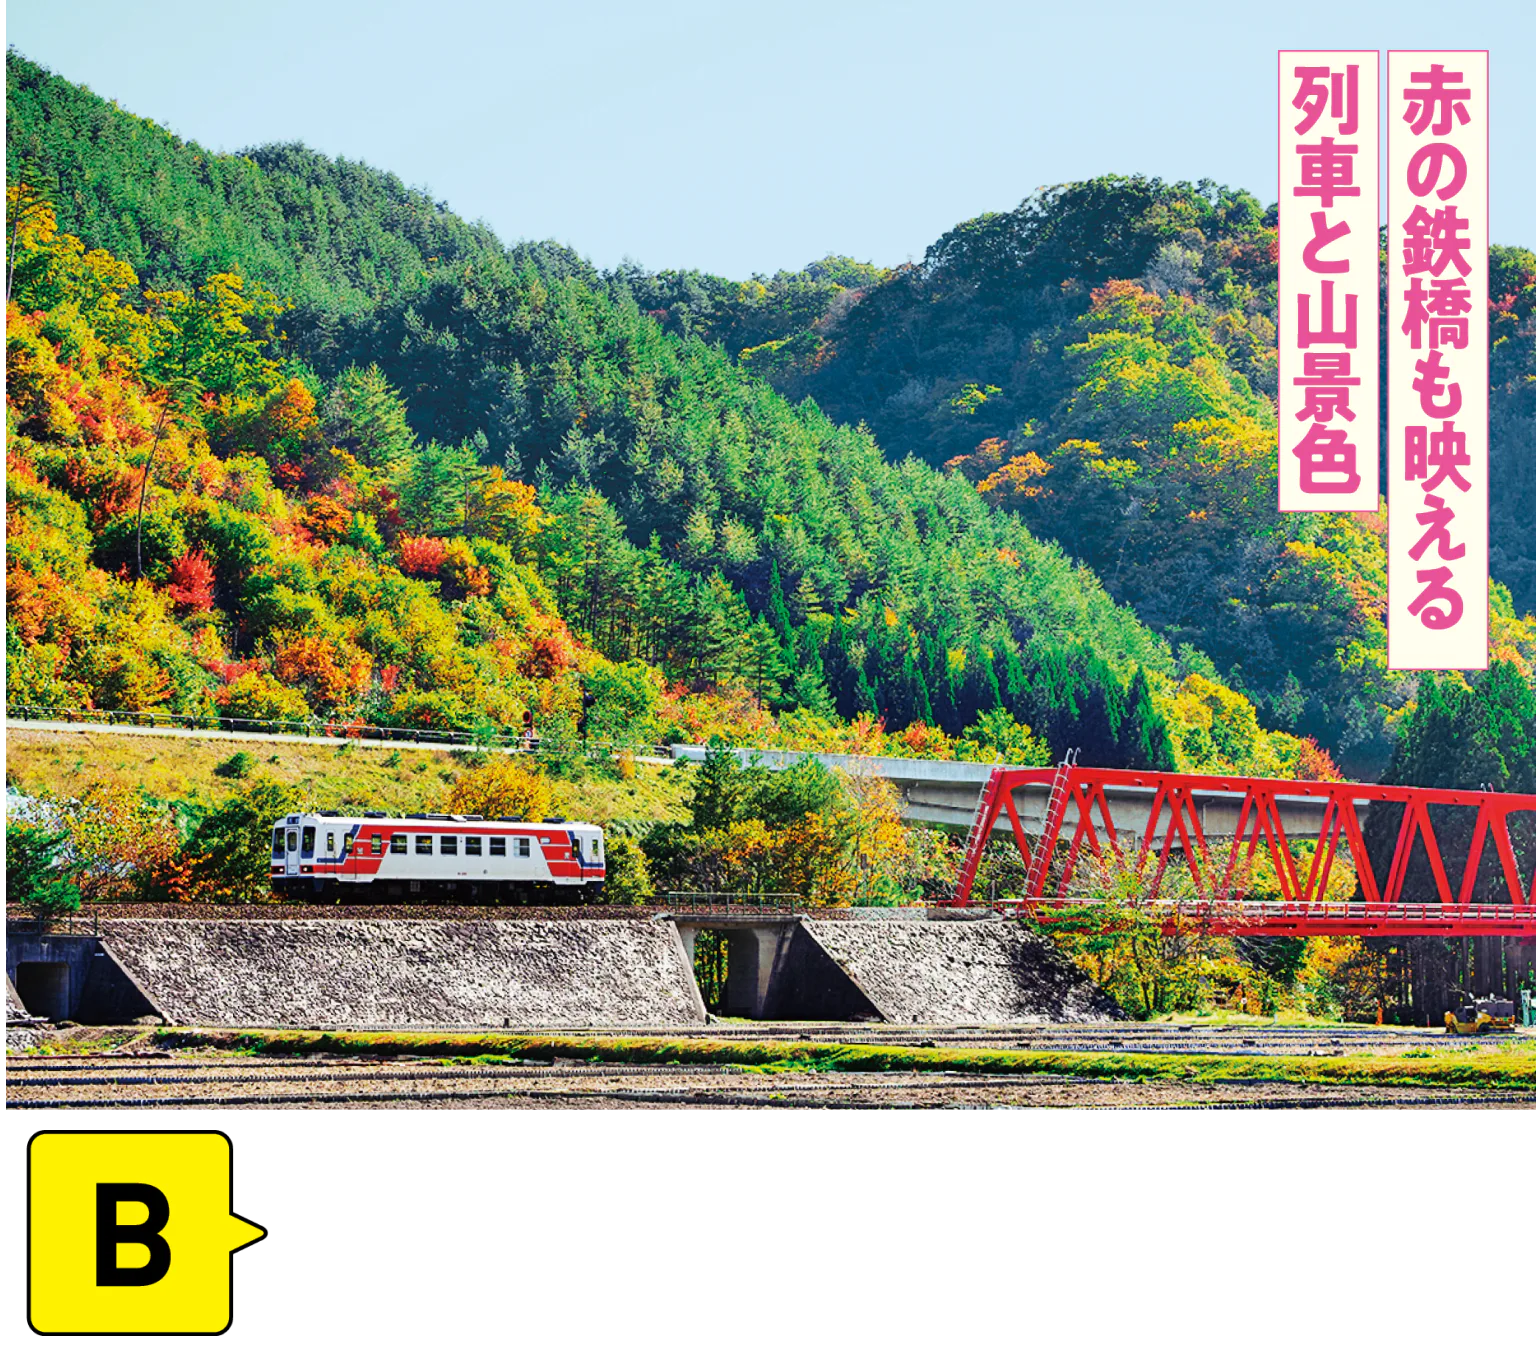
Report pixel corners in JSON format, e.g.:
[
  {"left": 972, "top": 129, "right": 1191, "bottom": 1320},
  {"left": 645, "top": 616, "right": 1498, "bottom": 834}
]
[
  {"left": 680, "top": 921, "right": 881, "bottom": 1022},
  {"left": 691, "top": 930, "right": 731, "bottom": 1015},
  {"left": 15, "top": 962, "right": 71, "bottom": 1021}
]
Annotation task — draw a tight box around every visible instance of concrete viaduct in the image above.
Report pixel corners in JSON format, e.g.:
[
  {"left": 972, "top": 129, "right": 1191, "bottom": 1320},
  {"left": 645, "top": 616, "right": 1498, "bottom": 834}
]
[{"left": 670, "top": 744, "right": 1337, "bottom": 844}]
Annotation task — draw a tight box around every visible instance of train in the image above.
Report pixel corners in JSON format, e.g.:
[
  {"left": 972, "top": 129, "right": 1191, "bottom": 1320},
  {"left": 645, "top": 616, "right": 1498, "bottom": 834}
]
[{"left": 270, "top": 811, "right": 606, "bottom": 903}]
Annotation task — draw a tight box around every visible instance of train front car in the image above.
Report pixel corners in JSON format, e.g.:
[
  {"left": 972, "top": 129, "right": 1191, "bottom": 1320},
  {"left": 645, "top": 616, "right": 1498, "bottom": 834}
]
[{"left": 269, "top": 812, "right": 606, "bottom": 904}]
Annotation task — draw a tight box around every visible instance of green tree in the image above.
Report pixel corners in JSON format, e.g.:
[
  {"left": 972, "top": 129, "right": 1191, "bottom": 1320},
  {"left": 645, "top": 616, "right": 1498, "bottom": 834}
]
[
  {"left": 745, "top": 617, "right": 786, "bottom": 706},
  {"left": 692, "top": 737, "right": 745, "bottom": 831},
  {"left": 323, "top": 363, "right": 419, "bottom": 470},
  {"left": 397, "top": 437, "right": 485, "bottom": 535},
  {"left": 1117, "top": 666, "right": 1176, "bottom": 770},
  {"left": 5, "top": 160, "right": 55, "bottom": 301},
  {"left": 5, "top": 822, "right": 82, "bottom": 924},
  {"left": 180, "top": 776, "right": 291, "bottom": 903},
  {"left": 133, "top": 271, "right": 285, "bottom": 579}
]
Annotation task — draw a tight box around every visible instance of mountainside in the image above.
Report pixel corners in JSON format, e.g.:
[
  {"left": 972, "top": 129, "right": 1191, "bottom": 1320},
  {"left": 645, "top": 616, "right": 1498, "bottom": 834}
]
[
  {"left": 628, "top": 181, "right": 1536, "bottom": 768},
  {"left": 8, "top": 50, "right": 1534, "bottom": 783}
]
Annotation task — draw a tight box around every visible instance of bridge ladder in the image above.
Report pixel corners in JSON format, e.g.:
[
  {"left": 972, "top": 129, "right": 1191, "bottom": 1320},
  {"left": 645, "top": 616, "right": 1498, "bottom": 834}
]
[
  {"left": 952, "top": 765, "right": 1006, "bottom": 903},
  {"left": 1024, "top": 751, "right": 1078, "bottom": 901}
]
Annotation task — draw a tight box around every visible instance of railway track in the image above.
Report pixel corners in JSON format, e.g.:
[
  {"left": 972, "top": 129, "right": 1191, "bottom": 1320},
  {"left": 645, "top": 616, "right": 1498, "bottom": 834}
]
[
  {"left": 12, "top": 1058, "right": 1532, "bottom": 1110},
  {"left": 235, "top": 1021, "right": 1515, "bottom": 1058},
  {"left": 22, "top": 1020, "right": 1526, "bottom": 1060}
]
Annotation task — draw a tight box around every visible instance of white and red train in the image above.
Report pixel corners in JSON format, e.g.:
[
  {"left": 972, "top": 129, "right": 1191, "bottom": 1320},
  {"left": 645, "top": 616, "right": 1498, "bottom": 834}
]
[{"left": 270, "top": 811, "right": 606, "bottom": 903}]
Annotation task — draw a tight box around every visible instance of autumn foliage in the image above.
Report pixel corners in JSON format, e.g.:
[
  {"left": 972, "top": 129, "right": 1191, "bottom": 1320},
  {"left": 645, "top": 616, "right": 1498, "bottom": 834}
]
[{"left": 165, "top": 551, "right": 216, "bottom": 612}]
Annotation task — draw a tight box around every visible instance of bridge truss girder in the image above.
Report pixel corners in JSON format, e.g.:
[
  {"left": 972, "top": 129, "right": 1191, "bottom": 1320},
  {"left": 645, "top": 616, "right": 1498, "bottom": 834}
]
[{"left": 949, "top": 766, "right": 1536, "bottom": 937}]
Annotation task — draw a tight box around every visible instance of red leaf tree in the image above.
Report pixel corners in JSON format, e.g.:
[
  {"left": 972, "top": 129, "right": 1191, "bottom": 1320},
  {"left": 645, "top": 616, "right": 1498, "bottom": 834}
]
[{"left": 165, "top": 551, "right": 216, "bottom": 612}]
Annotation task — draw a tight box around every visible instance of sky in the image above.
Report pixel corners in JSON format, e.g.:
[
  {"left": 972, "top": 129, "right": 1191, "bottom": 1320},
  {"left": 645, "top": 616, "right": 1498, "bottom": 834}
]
[{"left": 8, "top": 0, "right": 1534, "bottom": 277}]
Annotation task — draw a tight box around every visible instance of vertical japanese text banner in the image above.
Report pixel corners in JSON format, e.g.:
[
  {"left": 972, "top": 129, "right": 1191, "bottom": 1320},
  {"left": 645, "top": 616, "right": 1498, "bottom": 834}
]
[
  {"left": 1387, "top": 51, "right": 1488, "bottom": 670},
  {"left": 1279, "top": 51, "right": 1379, "bottom": 513}
]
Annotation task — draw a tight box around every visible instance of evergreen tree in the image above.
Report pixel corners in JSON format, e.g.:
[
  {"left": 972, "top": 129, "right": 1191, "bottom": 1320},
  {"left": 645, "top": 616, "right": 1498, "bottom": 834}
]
[
  {"left": 1364, "top": 663, "right": 1536, "bottom": 902},
  {"left": 5, "top": 822, "right": 81, "bottom": 922},
  {"left": 323, "top": 363, "right": 418, "bottom": 470},
  {"left": 692, "top": 737, "right": 745, "bottom": 831},
  {"left": 745, "top": 617, "right": 786, "bottom": 706},
  {"left": 1118, "top": 666, "right": 1176, "bottom": 770},
  {"left": 398, "top": 438, "right": 483, "bottom": 535},
  {"left": 767, "top": 560, "right": 793, "bottom": 642}
]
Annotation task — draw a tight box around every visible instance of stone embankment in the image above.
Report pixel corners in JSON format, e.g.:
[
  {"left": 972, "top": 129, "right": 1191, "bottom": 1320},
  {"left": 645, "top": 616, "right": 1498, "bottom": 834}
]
[
  {"left": 5, "top": 915, "right": 1116, "bottom": 1030},
  {"left": 801, "top": 917, "right": 1118, "bottom": 1024},
  {"left": 98, "top": 919, "right": 705, "bottom": 1028}
]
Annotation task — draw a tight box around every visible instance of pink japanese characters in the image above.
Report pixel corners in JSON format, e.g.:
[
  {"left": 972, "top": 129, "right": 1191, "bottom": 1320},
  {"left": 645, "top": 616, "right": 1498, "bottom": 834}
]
[
  {"left": 1387, "top": 52, "right": 1488, "bottom": 670},
  {"left": 1279, "top": 53, "right": 1379, "bottom": 511}
]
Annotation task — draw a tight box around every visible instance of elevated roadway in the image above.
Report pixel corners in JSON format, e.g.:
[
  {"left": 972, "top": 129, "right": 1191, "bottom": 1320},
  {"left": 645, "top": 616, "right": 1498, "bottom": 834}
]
[{"left": 670, "top": 743, "right": 1339, "bottom": 841}]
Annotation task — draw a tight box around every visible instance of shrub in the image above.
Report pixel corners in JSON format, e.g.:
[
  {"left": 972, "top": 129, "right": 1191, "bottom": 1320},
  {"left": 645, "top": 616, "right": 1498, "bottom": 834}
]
[
  {"left": 94, "top": 510, "right": 188, "bottom": 583},
  {"left": 603, "top": 836, "right": 654, "bottom": 906},
  {"left": 216, "top": 671, "right": 311, "bottom": 724},
  {"left": 447, "top": 760, "right": 553, "bottom": 821},
  {"left": 216, "top": 751, "right": 254, "bottom": 779},
  {"left": 398, "top": 535, "right": 449, "bottom": 577},
  {"left": 165, "top": 551, "right": 217, "bottom": 612}
]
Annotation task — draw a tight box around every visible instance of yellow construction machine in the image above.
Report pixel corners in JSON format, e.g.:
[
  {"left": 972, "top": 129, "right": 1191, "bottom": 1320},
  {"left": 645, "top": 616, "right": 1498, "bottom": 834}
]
[{"left": 1443, "top": 995, "right": 1517, "bottom": 1035}]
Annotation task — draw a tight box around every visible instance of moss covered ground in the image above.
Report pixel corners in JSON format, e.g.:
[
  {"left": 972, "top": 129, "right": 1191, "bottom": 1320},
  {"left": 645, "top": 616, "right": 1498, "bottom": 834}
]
[{"left": 155, "top": 1028, "right": 1536, "bottom": 1089}]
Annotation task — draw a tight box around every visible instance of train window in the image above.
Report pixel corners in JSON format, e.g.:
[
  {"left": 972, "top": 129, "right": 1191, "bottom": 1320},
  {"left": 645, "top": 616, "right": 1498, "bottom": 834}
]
[
  {"left": 287, "top": 831, "right": 298, "bottom": 852},
  {"left": 371, "top": 834, "right": 383, "bottom": 855},
  {"left": 489, "top": 838, "right": 506, "bottom": 857},
  {"left": 326, "top": 832, "right": 336, "bottom": 854},
  {"left": 391, "top": 834, "right": 407, "bottom": 855},
  {"left": 442, "top": 836, "right": 458, "bottom": 855},
  {"left": 517, "top": 837, "right": 531, "bottom": 858},
  {"left": 592, "top": 838, "right": 602, "bottom": 860},
  {"left": 415, "top": 835, "right": 433, "bottom": 854},
  {"left": 466, "top": 837, "right": 482, "bottom": 856},
  {"left": 273, "top": 829, "right": 284, "bottom": 856},
  {"left": 301, "top": 827, "right": 315, "bottom": 856}
]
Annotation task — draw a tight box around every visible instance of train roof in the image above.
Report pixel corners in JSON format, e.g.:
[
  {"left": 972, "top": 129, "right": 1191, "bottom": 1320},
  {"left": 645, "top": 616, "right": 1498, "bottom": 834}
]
[{"left": 273, "top": 811, "right": 602, "bottom": 829}]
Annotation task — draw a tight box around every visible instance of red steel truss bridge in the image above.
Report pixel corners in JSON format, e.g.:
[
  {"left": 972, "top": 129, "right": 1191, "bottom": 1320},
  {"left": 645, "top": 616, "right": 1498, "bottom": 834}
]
[{"left": 947, "top": 761, "right": 1536, "bottom": 937}]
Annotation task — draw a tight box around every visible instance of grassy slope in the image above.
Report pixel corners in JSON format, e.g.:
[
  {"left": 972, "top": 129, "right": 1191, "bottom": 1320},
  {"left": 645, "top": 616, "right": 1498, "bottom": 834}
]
[
  {"left": 3, "top": 728, "right": 693, "bottom": 826},
  {"left": 159, "top": 1029, "right": 1536, "bottom": 1089}
]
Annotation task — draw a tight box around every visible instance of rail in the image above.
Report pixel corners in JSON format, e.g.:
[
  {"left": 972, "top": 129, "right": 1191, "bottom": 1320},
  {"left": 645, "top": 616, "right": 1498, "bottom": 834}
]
[
  {"left": 1008, "top": 896, "right": 1536, "bottom": 937},
  {"left": 663, "top": 892, "right": 808, "bottom": 913},
  {"left": 5, "top": 910, "right": 101, "bottom": 936}
]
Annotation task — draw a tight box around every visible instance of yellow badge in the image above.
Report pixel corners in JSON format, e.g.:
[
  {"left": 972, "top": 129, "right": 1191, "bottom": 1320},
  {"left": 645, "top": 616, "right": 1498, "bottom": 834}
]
[{"left": 28, "top": 1131, "right": 267, "bottom": 1335}]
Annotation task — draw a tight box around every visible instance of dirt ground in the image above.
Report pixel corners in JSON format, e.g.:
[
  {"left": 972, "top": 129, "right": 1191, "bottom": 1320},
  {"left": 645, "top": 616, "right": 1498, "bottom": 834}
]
[{"left": 10, "top": 1036, "right": 1533, "bottom": 1110}]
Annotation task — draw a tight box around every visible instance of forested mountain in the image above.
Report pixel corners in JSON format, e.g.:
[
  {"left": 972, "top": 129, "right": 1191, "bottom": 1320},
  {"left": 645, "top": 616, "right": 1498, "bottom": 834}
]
[
  {"left": 7, "top": 49, "right": 1533, "bottom": 784},
  {"left": 629, "top": 182, "right": 1536, "bottom": 768}
]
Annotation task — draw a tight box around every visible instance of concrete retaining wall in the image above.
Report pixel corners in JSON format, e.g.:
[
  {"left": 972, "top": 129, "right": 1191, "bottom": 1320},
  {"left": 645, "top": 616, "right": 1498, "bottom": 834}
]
[
  {"left": 98, "top": 920, "right": 706, "bottom": 1029},
  {"left": 801, "top": 918, "right": 1117, "bottom": 1024}
]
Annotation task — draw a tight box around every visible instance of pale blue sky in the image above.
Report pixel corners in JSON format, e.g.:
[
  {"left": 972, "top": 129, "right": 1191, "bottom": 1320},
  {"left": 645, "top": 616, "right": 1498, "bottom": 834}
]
[{"left": 8, "top": 0, "right": 1533, "bottom": 276}]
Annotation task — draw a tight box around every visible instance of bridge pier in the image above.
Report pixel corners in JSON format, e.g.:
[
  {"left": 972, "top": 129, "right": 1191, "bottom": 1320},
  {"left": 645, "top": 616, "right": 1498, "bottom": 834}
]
[{"left": 674, "top": 920, "right": 796, "bottom": 1018}]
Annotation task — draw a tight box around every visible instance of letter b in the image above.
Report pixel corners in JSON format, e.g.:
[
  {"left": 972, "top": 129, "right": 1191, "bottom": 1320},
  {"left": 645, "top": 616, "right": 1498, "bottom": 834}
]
[{"left": 96, "top": 1183, "right": 172, "bottom": 1287}]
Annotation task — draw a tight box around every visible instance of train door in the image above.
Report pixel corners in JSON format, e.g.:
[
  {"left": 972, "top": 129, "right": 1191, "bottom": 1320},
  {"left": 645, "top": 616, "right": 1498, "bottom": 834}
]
[
  {"left": 298, "top": 821, "right": 316, "bottom": 886},
  {"left": 283, "top": 819, "right": 301, "bottom": 881}
]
